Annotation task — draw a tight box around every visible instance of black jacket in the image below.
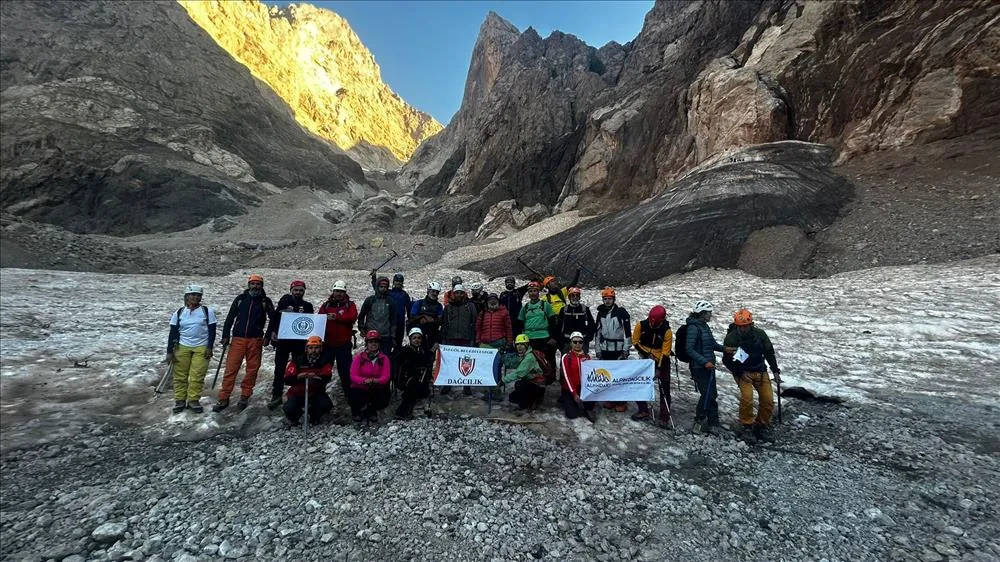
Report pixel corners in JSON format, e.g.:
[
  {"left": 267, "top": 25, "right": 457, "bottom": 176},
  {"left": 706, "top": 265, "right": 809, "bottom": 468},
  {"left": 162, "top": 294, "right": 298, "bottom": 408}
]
[
  {"left": 222, "top": 290, "right": 274, "bottom": 339},
  {"left": 557, "top": 303, "right": 596, "bottom": 344},
  {"left": 269, "top": 294, "right": 315, "bottom": 340}
]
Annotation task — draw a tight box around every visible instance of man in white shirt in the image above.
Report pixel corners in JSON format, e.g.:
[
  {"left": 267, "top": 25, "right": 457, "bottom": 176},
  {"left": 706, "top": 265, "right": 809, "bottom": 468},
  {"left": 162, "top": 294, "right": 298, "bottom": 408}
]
[{"left": 166, "top": 284, "right": 218, "bottom": 414}]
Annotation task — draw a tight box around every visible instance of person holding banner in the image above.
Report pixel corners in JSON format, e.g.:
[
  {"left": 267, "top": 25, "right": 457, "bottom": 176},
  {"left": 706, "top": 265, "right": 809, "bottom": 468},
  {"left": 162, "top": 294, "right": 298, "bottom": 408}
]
[
  {"left": 165, "top": 284, "right": 217, "bottom": 414},
  {"left": 631, "top": 305, "right": 672, "bottom": 424},
  {"left": 349, "top": 330, "right": 392, "bottom": 425},
  {"left": 267, "top": 280, "right": 314, "bottom": 410},
  {"left": 502, "top": 334, "right": 546, "bottom": 412},
  {"left": 393, "top": 327, "right": 434, "bottom": 420},
  {"left": 440, "top": 284, "right": 478, "bottom": 395},
  {"left": 318, "top": 280, "right": 358, "bottom": 402},
  {"left": 594, "top": 287, "right": 632, "bottom": 412},
  {"left": 215, "top": 274, "right": 275, "bottom": 412},
  {"left": 685, "top": 301, "right": 725, "bottom": 433},
  {"left": 282, "top": 336, "right": 333, "bottom": 426},
  {"left": 722, "top": 309, "right": 782, "bottom": 442},
  {"left": 559, "top": 332, "right": 596, "bottom": 422}
]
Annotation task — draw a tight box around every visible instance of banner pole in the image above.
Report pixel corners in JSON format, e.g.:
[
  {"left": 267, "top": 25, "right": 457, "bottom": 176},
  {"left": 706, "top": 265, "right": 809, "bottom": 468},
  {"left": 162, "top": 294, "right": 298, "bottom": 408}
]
[{"left": 304, "top": 378, "right": 310, "bottom": 434}]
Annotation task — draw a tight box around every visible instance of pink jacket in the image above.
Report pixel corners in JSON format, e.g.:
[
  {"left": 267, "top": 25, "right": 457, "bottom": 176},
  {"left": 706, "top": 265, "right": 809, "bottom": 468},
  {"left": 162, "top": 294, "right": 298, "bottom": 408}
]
[{"left": 349, "top": 351, "right": 391, "bottom": 388}]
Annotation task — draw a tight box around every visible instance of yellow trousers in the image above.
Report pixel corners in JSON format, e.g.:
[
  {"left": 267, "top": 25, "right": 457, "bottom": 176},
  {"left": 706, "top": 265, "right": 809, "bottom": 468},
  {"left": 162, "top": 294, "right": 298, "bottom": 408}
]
[
  {"left": 173, "top": 345, "right": 209, "bottom": 402},
  {"left": 738, "top": 371, "right": 774, "bottom": 426}
]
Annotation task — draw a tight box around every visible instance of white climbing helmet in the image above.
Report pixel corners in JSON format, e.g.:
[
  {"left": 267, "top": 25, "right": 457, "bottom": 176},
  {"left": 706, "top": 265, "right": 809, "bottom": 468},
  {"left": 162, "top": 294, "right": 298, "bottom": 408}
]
[
  {"left": 408, "top": 327, "right": 423, "bottom": 337},
  {"left": 692, "top": 300, "right": 714, "bottom": 313},
  {"left": 184, "top": 284, "right": 203, "bottom": 295},
  {"left": 569, "top": 331, "right": 585, "bottom": 341},
  {"left": 470, "top": 282, "right": 484, "bottom": 291},
  {"left": 428, "top": 281, "right": 442, "bottom": 292},
  {"left": 332, "top": 280, "right": 347, "bottom": 291}
]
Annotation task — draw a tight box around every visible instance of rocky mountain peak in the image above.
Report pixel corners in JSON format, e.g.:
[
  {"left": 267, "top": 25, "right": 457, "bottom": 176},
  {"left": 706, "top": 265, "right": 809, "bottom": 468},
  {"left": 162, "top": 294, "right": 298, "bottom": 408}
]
[{"left": 179, "top": 0, "right": 442, "bottom": 167}]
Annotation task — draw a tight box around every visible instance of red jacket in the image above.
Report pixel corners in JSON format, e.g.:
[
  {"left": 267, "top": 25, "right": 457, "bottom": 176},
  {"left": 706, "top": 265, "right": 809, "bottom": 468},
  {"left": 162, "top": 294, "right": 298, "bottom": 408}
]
[
  {"left": 318, "top": 296, "right": 358, "bottom": 347},
  {"left": 283, "top": 353, "right": 334, "bottom": 398},
  {"left": 476, "top": 307, "right": 512, "bottom": 345},
  {"left": 560, "top": 351, "right": 591, "bottom": 396}
]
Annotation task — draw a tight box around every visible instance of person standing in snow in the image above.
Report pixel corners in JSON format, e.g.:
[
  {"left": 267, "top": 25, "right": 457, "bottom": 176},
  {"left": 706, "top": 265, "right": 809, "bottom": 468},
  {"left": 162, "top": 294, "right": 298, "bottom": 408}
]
[
  {"left": 476, "top": 293, "right": 513, "bottom": 351},
  {"left": 371, "top": 271, "right": 411, "bottom": 351},
  {"left": 502, "top": 334, "right": 546, "bottom": 412},
  {"left": 499, "top": 276, "right": 528, "bottom": 336},
  {"left": 215, "top": 274, "right": 274, "bottom": 412},
  {"left": 393, "top": 327, "right": 435, "bottom": 420},
  {"left": 556, "top": 287, "right": 595, "bottom": 354},
  {"left": 541, "top": 269, "right": 580, "bottom": 316},
  {"left": 723, "top": 308, "right": 782, "bottom": 442},
  {"left": 282, "top": 336, "right": 333, "bottom": 426},
  {"left": 440, "top": 284, "right": 478, "bottom": 395},
  {"left": 166, "top": 284, "right": 217, "bottom": 414},
  {"left": 518, "top": 281, "right": 557, "bottom": 384},
  {"left": 318, "top": 280, "right": 358, "bottom": 401},
  {"left": 685, "top": 300, "right": 725, "bottom": 433},
  {"left": 594, "top": 287, "right": 632, "bottom": 412},
  {"left": 469, "top": 282, "right": 488, "bottom": 314},
  {"left": 409, "top": 282, "right": 444, "bottom": 350},
  {"left": 358, "top": 276, "right": 398, "bottom": 356},
  {"left": 559, "top": 331, "right": 595, "bottom": 422},
  {"left": 349, "top": 330, "right": 392, "bottom": 425},
  {"left": 442, "top": 275, "right": 463, "bottom": 306},
  {"left": 631, "top": 305, "right": 672, "bottom": 424},
  {"left": 266, "top": 280, "right": 314, "bottom": 410}
]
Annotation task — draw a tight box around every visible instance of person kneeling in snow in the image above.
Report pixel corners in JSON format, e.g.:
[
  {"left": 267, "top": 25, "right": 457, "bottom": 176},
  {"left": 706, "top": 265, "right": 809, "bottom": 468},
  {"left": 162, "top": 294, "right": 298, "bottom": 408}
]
[
  {"left": 559, "top": 332, "right": 595, "bottom": 422},
  {"left": 349, "top": 330, "right": 392, "bottom": 425},
  {"left": 723, "top": 308, "right": 781, "bottom": 442},
  {"left": 393, "top": 327, "right": 434, "bottom": 420},
  {"left": 282, "top": 336, "right": 333, "bottom": 426},
  {"left": 502, "top": 334, "right": 546, "bottom": 412}
]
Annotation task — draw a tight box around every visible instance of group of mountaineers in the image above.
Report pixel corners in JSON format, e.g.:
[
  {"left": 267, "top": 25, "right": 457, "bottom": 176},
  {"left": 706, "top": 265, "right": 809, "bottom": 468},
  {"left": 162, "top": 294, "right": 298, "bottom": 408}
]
[{"left": 166, "top": 268, "right": 783, "bottom": 441}]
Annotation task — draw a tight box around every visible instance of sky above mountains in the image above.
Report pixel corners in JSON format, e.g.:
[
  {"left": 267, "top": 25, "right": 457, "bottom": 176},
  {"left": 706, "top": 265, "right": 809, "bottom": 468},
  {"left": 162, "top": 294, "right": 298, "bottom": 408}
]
[{"left": 269, "top": 1, "right": 653, "bottom": 123}]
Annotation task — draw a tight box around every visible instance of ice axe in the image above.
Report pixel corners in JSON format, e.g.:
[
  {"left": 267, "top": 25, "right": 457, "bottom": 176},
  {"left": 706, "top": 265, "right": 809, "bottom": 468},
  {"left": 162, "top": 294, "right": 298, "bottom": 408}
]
[
  {"left": 516, "top": 255, "right": 543, "bottom": 279},
  {"left": 154, "top": 361, "right": 175, "bottom": 398},
  {"left": 372, "top": 249, "right": 399, "bottom": 274},
  {"left": 776, "top": 373, "right": 783, "bottom": 424},
  {"left": 565, "top": 253, "right": 601, "bottom": 284}
]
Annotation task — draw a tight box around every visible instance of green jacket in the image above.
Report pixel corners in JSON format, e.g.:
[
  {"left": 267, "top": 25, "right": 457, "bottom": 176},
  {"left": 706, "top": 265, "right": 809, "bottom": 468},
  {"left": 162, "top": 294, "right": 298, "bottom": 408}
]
[
  {"left": 502, "top": 352, "right": 542, "bottom": 384},
  {"left": 722, "top": 325, "right": 778, "bottom": 374},
  {"left": 518, "top": 299, "right": 553, "bottom": 340}
]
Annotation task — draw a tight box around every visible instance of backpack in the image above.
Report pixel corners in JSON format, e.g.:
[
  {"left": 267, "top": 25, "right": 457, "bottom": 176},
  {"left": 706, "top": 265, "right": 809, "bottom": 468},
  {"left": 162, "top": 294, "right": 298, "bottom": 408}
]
[
  {"left": 176, "top": 306, "right": 210, "bottom": 327},
  {"left": 674, "top": 324, "right": 692, "bottom": 363},
  {"left": 531, "top": 350, "right": 555, "bottom": 385}
]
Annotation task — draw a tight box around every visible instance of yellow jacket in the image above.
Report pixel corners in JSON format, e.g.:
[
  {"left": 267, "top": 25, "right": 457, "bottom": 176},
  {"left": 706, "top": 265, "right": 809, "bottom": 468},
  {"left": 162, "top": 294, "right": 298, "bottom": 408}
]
[
  {"left": 543, "top": 288, "right": 570, "bottom": 315},
  {"left": 632, "top": 320, "right": 672, "bottom": 366}
]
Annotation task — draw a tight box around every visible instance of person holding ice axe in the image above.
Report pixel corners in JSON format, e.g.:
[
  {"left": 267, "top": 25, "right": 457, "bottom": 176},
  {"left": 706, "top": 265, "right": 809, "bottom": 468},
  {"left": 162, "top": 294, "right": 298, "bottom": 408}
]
[
  {"left": 165, "top": 284, "right": 217, "bottom": 414},
  {"left": 282, "top": 336, "right": 333, "bottom": 427}
]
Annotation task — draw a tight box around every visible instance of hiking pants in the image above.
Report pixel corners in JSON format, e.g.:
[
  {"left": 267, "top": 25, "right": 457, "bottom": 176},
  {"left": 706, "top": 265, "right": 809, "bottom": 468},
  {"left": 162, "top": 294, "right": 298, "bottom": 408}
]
[
  {"left": 738, "top": 371, "right": 774, "bottom": 426},
  {"left": 348, "top": 385, "right": 391, "bottom": 418},
  {"left": 509, "top": 379, "right": 545, "bottom": 409},
  {"left": 219, "top": 337, "right": 263, "bottom": 401},
  {"left": 691, "top": 367, "right": 719, "bottom": 424},
  {"left": 173, "top": 345, "right": 209, "bottom": 402},
  {"left": 559, "top": 389, "right": 595, "bottom": 419},
  {"left": 395, "top": 376, "right": 430, "bottom": 417},
  {"left": 529, "top": 338, "right": 556, "bottom": 384},
  {"left": 272, "top": 341, "right": 305, "bottom": 398},
  {"left": 637, "top": 362, "right": 672, "bottom": 421},
  {"left": 324, "top": 344, "right": 354, "bottom": 400},
  {"left": 283, "top": 391, "right": 333, "bottom": 424},
  {"left": 379, "top": 336, "right": 394, "bottom": 357}
]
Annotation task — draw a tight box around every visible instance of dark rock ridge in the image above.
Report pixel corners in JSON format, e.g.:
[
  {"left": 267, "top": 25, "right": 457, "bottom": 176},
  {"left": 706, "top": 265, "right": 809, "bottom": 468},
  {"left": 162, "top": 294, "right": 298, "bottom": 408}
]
[
  {"left": 401, "top": 0, "right": 999, "bottom": 237},
  {"left": 0, "top": 0, "right": 365, "bottom": 236},
  {"left": 463, "top": 142, "right": 853, "bottom": 285}
]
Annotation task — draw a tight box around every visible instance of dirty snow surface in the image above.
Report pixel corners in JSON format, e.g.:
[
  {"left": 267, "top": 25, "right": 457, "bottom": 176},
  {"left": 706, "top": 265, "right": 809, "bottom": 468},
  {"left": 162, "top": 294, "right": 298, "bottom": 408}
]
[{"left": 1, "top": 255, "right": 999, "bottom": 562}]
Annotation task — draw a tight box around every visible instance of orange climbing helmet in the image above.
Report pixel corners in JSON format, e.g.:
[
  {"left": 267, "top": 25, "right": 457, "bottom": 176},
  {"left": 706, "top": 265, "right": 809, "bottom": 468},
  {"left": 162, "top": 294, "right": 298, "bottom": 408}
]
[
  {"left": 306, "top": 336, "right": 323, "bottom": 347},
  {"left": 543, "top": 275, "right": 556, "bottom": 286},
  {"left": 734, "top": 308, "right": 753, "bottom": 326},
  {"left": 247, "top": 274, "right": 264, "bottom": 284},
  {"left": 601, "top": 287, "right": 616, "bottom": 299}
]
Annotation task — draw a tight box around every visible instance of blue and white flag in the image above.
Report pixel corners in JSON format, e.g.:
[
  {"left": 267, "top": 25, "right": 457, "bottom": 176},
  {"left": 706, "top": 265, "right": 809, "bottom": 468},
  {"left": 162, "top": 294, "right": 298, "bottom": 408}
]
[
  {"left": 276, "top": 312, "right": 327, "bottom": 341},
  {"left": 580, "top": 359, "right": 655, "bottom": 402},
  {"left": 433, "top": 345, "right": 501, "bottom": 387}
]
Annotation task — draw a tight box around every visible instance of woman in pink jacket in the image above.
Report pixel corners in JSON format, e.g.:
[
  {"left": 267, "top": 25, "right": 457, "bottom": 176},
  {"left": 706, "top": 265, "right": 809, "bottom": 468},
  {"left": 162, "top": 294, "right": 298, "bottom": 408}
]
[{"left": 349, "top": 330, "right": 392, "bottom": 426}]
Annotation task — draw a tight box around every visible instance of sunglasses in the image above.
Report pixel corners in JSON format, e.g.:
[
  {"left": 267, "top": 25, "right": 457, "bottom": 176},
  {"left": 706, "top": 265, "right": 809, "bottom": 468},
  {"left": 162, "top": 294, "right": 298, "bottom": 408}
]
[{"left": 571, "top": 340, "right": 584, "bottom": 345}]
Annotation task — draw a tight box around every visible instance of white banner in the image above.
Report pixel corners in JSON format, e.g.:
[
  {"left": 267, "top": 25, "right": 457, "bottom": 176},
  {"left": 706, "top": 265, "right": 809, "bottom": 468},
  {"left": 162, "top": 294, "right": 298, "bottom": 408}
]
[
  {"left": 580, "top": 359, "right": 655, "bottom": 402},
  {"left": 277, "top": 312, "right": 327, "bottom": 341},
  {"left": 433, "top": 345, "right": 500, "bottom": 387}
]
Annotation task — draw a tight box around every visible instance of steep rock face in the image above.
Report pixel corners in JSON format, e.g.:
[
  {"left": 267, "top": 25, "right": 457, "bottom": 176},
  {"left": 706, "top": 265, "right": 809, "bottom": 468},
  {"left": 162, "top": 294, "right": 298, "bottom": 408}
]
[
  {"left": 404, "top": 0, "right": 999, "bottom": 239},
  {"left": 464, "top": 142, "right": 852, "bottom": 285},
  {"left": 179, "top": 0, "right": 441, "bottom": 167},
  {"left": 0, "top": 0, "right": 365, "bottom": 235}
]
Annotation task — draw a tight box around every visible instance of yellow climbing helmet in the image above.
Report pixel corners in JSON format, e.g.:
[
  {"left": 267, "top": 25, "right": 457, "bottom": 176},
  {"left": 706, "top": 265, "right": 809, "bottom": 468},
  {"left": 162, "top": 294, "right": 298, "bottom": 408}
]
[{"left": 514, "top": 334, "right": 530, "bottom": 345}]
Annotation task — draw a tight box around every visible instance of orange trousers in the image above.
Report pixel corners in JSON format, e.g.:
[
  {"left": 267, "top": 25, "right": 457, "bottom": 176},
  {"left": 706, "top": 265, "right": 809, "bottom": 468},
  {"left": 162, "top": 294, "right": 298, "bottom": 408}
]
[{"left": 218, "top": 337, "right": 264, "bottom": 401}]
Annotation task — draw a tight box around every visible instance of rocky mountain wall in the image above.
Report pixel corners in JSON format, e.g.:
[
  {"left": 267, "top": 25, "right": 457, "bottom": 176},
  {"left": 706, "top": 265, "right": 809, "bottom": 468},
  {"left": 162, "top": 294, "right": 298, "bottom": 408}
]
[
  {"left": 179, "top": 0, "right": 442, "bottom": 167},
  {"left": 0, "top": 0, "right": 366, "bottom": 235}
]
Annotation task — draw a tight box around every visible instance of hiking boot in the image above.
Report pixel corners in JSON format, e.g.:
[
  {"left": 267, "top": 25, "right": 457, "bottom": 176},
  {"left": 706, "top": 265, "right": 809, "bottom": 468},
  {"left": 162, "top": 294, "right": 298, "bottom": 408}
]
[
  {"left": 366, "top": 412, "right": 379, "bottom": 424},
  {"left": 212, "top": 399, "right": 230, "bottom": 413},
  {"left": 395, "top": 409, "right": 413, "bottom": 421},
  {"left": 236, "top": 397, "right": 250, "bottom": 411},
  {"left": 172, "top": 400, "right": 186, "bottom": 414},
  {"left": 737, "top": 424, "right": 756, "bottom": 442},
  {"left": 424, "top": 408, "right": 434, "bottom": 418},
  {"left": 614, "top": 404, "right": 628, "bottom": 413},
  {"left": 188, "top": 401, "right": 204, "bottom": 414},
  {"left": 463, "top": 386, "right": 473, "bottom": 396},
  {"left": 631, "top": 411, "right": 651, "bottom": 422},
  {"left": 755, "top": 425, "right": 774, "bottom": 443},
  {"left": 352, "top": 415, "right": 363, "bottom": 429},
  {"left": 656, "top": 418, "right": 673, "bottom": 430},
  {"left": 267, "top": 395, "right": 283, "bottom": 410},
  {"left": 584, "top": 410, "right": 597, "bottom": 424}
]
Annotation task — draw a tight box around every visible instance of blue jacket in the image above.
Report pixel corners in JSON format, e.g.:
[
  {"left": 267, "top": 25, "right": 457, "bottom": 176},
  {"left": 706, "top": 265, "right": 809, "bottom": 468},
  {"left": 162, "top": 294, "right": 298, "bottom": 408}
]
[
  {"left": 685, "top": 316, "right": 723, "bottom": 369},
  {"left": 388, "top": 288, "right": 411, "bottom": 330}
]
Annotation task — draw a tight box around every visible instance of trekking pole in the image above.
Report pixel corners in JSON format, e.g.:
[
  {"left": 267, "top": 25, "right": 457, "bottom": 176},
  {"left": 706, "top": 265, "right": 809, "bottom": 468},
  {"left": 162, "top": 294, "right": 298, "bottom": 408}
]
[
  {"left": 304, "top": 378, "right": 310, "bottom": 434},
  {"left": 210, "top": 342, "right": 228, "bottom": 390},
  {"left": 566, "top": 254, "right": 601, "bottom": 284},
  {"left": 776, "top": 375, "right": 782, "bottom": 424},
  {"left": 154, "top": 362, "right": 175, "bottom": 395}
]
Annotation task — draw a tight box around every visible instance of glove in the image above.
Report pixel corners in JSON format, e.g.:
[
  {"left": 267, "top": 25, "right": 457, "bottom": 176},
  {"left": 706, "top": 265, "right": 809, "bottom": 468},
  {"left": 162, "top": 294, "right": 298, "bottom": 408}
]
[
  {"left": 221, "top": 337, "right": 230, "bottom": 346},
  {"left": 704, "top": 362, "right": 714, "bottom": 370},
  {"left": 204, "top": 348, "right": 213, "bottom": 360},
  {"left": 165, "top": 352, "right": 177, "bottom": 364}
]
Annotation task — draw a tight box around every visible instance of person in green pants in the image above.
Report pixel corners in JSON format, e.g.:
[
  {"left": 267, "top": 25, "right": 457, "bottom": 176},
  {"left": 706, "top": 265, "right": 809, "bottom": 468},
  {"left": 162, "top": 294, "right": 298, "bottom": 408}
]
[{"left": 166, "top": 284, "right": 218, "bottom": 414}]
